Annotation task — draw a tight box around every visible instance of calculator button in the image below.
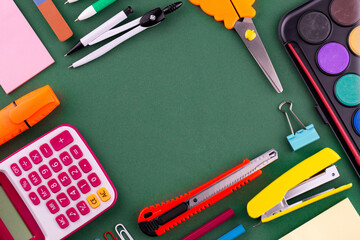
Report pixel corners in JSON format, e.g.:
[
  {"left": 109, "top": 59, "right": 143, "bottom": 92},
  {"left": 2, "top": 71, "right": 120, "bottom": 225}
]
[
  {"left": 97, "top": 187, "right": 111, "bottom": 202},
  {"left": 88, "top": 173, "right": 101, "bottom": 187},
  {"left": 20, "top": 178, "right": 31, "bottom": 191},
  {"left": 37, "top": 185, "right": 51, "bottom": 200},
  {"left": 76, "top": 201, "right": 90, "bottom": 215},
  {"left": 87, "top": 194, "right": 100, "bottom": 209},
  {"left": 67, "top": 186, "right": 80, "bottom": 201},
  {"left": 39, "top": 165, "right": 52, "bottom": 179},
  {"left": 59, "top": 152, "right": 73, "bottom": 166},
  {"left": 46, "top": 199, "right": 60, "bottom": 214},
  {"left": 55, "top": 214, "right": 69, "bottom": 229},
  {"left": 39, "top": 144, "right": 53, "bottom": 158},
  {"left": 50, "top": 130, "right": 74, "bottom": 151},
  {"left": 49, "top": 158, "right": 62, "bottom": 173},
  {"left": 29, "top": 192, "right": 40, "bottom": 205},
  {"left": 58, "top": 172, "right": 71, "bottom": 186},
  {"left": 10, "top": 163, "right": 22, "bottom": 176},
  {"left": 79, "top": 159, "right": 92, "bottom": 173},
  {"left": 68, "top": 166, "right": 82, "bottom": 180},
  {"left": 70, "top": 145, "right": 83, "bottom": 159},
  {"left": 48, "top": 179, "right": 61, "bottom": 193},
  {"left": 66, "top": 207, "right": 80, "bottom": 222},
  {"left": 77, "top": 179, "right": 90, "bottom": 194},
  {"left": 19, "top": 157, "right": 32, "bottom": 171},
  {"left": 29, "top": 150, "right": 42, "bottom": 164},
  {"left": 29, "top": 171, "right": 42, "bottom": 186},
  {"left": 56, "top": 193, "right": 70, "bottom": 207}
]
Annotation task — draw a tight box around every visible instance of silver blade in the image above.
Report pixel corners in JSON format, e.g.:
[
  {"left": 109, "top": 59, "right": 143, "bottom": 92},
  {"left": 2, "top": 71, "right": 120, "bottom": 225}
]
[
  {"left": 188, "top": 149, "right": 278, "bottom": 209},
  {"left": 234, "top": 18, "right": 283, "bottom": 93}
]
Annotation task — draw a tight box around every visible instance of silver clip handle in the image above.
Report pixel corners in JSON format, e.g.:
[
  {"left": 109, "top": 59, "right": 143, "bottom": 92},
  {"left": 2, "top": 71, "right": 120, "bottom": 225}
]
[{"left": 279, "top": 101, "right": 306, "bottom": 135}]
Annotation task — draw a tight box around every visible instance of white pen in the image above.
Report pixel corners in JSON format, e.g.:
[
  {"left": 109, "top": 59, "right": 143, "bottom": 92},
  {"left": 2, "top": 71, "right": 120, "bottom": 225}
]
[
  {"left": 64, "top": 0, "right": 79, "bottom": 5},
  {"left": 75, "top": 0, "right": 118, "bottom": 21},
  {"left": 65, "top": 7, "right": 133, "bottom": 56}
]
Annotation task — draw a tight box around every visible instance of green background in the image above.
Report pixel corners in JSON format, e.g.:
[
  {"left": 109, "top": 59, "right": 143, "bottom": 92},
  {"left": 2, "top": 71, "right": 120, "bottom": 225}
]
[{"left": 1, "top": 0, "right": 359, "bottom": 239}]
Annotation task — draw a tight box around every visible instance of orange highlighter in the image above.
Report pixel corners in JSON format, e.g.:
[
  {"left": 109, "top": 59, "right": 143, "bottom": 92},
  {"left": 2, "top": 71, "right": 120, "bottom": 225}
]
[{"left": 0, "top": 85, "right": 60, "bottom": 145}]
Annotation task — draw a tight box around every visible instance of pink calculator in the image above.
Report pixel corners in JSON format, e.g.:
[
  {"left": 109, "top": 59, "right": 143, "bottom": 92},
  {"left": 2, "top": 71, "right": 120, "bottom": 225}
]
[{"left": 0, "top": 125, "right": 117, "bottom": 240}]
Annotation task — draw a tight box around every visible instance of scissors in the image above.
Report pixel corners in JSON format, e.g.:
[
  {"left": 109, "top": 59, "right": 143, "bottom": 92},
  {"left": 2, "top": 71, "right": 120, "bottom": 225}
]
[{"left": 190, "top": 0, "right": 283, "bottom": 93}]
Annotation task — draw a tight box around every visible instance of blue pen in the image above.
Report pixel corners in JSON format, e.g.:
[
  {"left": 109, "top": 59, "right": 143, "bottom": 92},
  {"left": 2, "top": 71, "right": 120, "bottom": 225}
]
[{"left": 217, "top": 225, "right": 246, "bottom": 240}]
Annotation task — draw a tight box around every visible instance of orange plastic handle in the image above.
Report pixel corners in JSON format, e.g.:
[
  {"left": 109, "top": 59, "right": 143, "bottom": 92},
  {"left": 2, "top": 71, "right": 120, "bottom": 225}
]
[
  {"left": 138, "top": 159, "right": 262, "bottom": 236},
  {"left": 190, "top": 0, "right": 256, "bottom": 29}
]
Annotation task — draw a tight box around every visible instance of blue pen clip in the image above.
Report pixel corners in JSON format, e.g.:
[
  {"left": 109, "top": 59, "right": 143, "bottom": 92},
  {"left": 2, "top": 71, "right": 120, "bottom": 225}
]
[
  {"left": 217, "top": 224, "right": 246, "bottom": 240},
  {"left": 279, "top": 101, "right": 320, "bottom": 151}
]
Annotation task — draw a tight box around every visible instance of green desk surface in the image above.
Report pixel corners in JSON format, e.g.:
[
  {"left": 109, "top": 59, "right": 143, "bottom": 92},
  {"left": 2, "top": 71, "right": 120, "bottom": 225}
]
[{"left": 1, "top": 0, "right": 359, "bottom": 239}]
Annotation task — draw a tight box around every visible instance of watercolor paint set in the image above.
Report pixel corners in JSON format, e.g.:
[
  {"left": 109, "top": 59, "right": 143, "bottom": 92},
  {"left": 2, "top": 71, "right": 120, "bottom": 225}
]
[{"left": 279, "top": 0, "right": 360, "bottom": 175}]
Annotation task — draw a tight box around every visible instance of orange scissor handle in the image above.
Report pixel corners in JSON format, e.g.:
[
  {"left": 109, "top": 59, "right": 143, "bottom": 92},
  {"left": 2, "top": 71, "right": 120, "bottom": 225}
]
[{"left": 190, "top": 0, "right": 256, "bottom": 29}]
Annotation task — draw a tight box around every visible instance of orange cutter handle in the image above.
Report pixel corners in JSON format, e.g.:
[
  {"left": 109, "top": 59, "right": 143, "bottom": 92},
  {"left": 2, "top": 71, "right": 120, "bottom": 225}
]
[
  {"left": 138, "top": 158, "right": 262, "bottom": 236},
  {"left": 189, "top": 0, "right": 256, "bottom": 29}
]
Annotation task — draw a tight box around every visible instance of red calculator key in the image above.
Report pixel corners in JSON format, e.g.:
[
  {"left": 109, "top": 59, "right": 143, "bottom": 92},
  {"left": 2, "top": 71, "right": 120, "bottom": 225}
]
[
  {"left": 39, "top": 165, "right": 52, "bottom": 179},
  {"left": 29, "top": 171, "right": 42, "bottom": 186},
  {"left": 29, "top": 150, "right": 42, "bottom": 164},
  {"left": 48, "top": 179, "right": 61, "bottom": 193},
  {"left": 49, "top": 158, "right": 62, "bottom": 173},
  {"left": 76, "top": 201, "right": 90, "bottom": 215},
  {"left": 77, "top": 179, "right": 90, "bottom": 194},
  {"left": 50, "top": 130, "right": 74, "bottom": 151},
  {"left": 20, "top": 178, "right": 31, "bottom": 191},
  {"left": 29, "top": 192, "right": 40, "bottom": 205},
  {"left": 79, "top": 159, "right": 92, "bottom": 173},
  {"left": 59, "top": 152, "right": 73, "bottom": 166},
  {"left": 67, "top": 186, "right": 80, "bottom": 201},
  {"left": 46, "top": 199, "right": 60, "bottom": 214},
  {"left": 66, "top": 207, "right": 80, "bottom": 222},
  {"left": 55, "top": 214, "right": 69, "bottom": 229},
  {"left": 10, "top": 163, "right": 22, "bottom": 176},
  {"left": 56, "top": 193, "right": 70, "bottom": 207},
  {"left": 39, "top": 144, "right": 53, "bottom": 158},
  {"left": 58, "top": 172, "right": 71, "bottom": 186},
  {"left": 70, "top": 145, "right": 83, "bottom": 159},
  {"left": 68, "top": 166, "right": 82, "bottom": 180},
  {"left": 88, "top": 173, "right": 101, "bottom": 187},
  {"left": 37, "top": 185, "right": 51, "bottom": 200},
  {"left": 19, "top": 157, "right": 32, "bottom": 171}
]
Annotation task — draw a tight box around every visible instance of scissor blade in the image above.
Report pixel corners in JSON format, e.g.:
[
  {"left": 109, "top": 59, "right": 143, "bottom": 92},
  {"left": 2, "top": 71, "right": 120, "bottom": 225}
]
[{"left": 234, "top": 18, "right": 283, "bottom": 93}]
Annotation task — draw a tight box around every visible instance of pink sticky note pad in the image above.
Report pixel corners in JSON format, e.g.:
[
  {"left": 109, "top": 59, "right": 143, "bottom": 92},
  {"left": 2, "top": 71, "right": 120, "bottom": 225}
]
[{"left": 0, "top": 0, "right": 54, "bottom": 94}]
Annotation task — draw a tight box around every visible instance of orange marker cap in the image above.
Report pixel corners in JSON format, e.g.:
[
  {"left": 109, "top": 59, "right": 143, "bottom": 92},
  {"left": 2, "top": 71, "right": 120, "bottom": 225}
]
[{"left": 0, "top": 85, "right": 60, "bottom": 145}]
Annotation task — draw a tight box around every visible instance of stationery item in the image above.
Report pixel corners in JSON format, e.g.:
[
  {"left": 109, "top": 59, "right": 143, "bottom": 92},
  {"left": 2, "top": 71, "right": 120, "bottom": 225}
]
[
  {"left": 32, "top": 0, "right": 73, "bottom": 41},
  {"left": 279, "top": 101, "right": 320, "bottom": 151},
  {"left": 247, "top": 148, "right": 352, "bottom": 223},
  {"left": 280, "top": 198, "right": 360, "bottom": 240},
  {"left": 279, "top": 0, "right": 360, "bottom": 176},
  {"left": 104, "top": 231, "right": 118, "bottom": 240},
  {"left": 68, "top": 2, "right": 183, "bottom": 68},
  {"left": 75, "top": 0, "right": 118, "bottom": 21},
  {"left": 65, "top": 0, "right": 80, "bottom": 5},
  {"left": 217, "top": 224, "right": 245, "bottom": 240},
  {"left": 65, "top": 7, "right": 133, "bottom": 56},
  {"left": 138, "top": 149, "right": 278, "bottom": 237},
  {"left": 0, "top": 0, "right": 54, "bottom": 94},
  {"left": 0, "top": 85, "right": 60, "bottom": 146},
  {"left": 0, "top": 125, "right": 117, "bottom": 239},
  {"left": 115, "top": 224, "right": 134, "bottom": 240},
  {"left": 190, "top": 0, "right": 283, "bottom": 93},
  {"left": 181, "top": 209, "right": 235, "bottom": 240}
]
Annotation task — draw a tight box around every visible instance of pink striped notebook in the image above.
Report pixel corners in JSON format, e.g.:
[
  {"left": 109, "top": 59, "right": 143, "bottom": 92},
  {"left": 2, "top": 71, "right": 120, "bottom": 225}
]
[{"left": 0, "top": 0, "right": 54, "bottom": 94}]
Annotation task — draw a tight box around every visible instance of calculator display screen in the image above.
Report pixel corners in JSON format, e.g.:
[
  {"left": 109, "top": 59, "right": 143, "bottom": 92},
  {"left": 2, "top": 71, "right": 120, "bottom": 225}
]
[{"left": 0, "top": 185, "right": 32, "bottom": 240}]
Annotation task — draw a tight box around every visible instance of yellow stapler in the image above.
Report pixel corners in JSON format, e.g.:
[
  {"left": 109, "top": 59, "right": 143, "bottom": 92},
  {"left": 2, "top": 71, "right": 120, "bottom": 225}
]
[{"left": 247, "top": 148, "right": 352, "bottom": 223}]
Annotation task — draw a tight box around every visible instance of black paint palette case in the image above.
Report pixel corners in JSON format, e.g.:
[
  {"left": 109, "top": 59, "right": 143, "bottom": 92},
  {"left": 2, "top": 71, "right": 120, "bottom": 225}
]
[{"left": 279, "top": 0, "right": 360, "bottom": 176}]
